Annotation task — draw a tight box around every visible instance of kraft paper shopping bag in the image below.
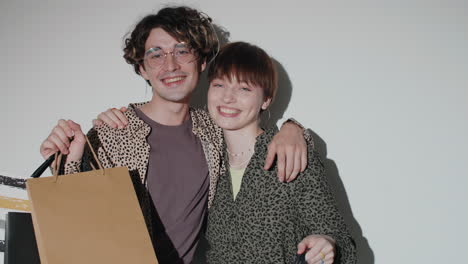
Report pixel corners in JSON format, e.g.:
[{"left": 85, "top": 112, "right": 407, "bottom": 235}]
[{"left": 26, "top": 137, "right": 158, "bottom": 264}]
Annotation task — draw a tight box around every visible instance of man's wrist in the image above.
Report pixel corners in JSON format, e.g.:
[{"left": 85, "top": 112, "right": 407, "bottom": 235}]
[{"left": 282, "top": 118, "right": 305, "bottom": 132}]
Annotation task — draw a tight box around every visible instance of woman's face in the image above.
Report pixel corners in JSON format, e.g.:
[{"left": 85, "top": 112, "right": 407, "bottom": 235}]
[{"left": 207, "top": 75, "right": 271, "bottom": 131}]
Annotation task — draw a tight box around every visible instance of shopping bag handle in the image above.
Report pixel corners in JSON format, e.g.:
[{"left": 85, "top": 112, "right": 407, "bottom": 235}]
[
  {"left": 30, "top": 154, "right": 56, "bottom": 178},
  {"left": 30, "top": 135, "right": 103, "bottom": 178}
]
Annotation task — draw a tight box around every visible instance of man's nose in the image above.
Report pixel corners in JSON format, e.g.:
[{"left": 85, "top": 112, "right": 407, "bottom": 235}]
[{"left": 163, "top": 53, "right": 180, "bottom": 71}]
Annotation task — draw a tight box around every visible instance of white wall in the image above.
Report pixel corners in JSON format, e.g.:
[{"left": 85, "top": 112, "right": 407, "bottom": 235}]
[{"left": 1, "top": 0, "right": 467, "bottom": 263}]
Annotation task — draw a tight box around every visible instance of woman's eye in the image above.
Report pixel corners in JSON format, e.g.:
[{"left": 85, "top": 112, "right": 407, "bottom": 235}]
[
  {"left": 212, "top": 83, "right": 223, "bottom": 88},
  {"left": 241, "top": 87, "right": 251, "bottom": 91}
]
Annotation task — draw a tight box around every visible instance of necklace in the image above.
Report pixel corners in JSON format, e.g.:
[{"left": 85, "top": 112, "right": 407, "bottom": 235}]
[
  {"left": 226, "top": 137, "right": 255, "bottom": 157},
  {"left": 228, "top": 154, "right": 251, "bottom": 169},
  {"left": 226, "top": 147, "right": 253, "bottom": 157},
  {"left": 227, "top": 146, "right": 254, "bottom": 169},
  {"left": 226, "top": 134, "right": 258, "bottom": 168}
]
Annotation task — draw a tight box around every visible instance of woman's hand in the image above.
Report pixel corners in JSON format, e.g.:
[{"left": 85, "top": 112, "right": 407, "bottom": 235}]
[
  {"left": 92, "top": 107, "right": 128, "bottom": 128},
  {"left": 264, "top": 122, "right": 307, "bottom": 182},
  {"left": 297, "top": 235, "right": 336, "bottom": 264}
]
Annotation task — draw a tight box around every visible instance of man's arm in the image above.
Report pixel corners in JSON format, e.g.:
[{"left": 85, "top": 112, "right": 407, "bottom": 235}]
[
  {"left": 92, "top": 107, "right": 312, "bottom": 182},
  {"left": 40, "top": 119, "right": 87, "bottom": 174},
  {"left": 264, "top": 118, "right": 314, "bottom": 182}
]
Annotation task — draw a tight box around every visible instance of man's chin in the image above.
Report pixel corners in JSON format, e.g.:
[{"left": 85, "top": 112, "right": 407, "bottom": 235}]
[{"left": 161, "top": 93, "right": 192, "bottom": 104}]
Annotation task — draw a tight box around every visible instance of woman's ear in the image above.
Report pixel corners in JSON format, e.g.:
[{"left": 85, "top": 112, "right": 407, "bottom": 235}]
[{"left": 261, "top": 97, "right": 272, "bottom": 110}]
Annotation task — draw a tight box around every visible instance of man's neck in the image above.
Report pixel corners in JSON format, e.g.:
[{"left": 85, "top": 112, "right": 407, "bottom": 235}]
[{"left": 141, "top": 97, "right": 190, "bottom": 126}]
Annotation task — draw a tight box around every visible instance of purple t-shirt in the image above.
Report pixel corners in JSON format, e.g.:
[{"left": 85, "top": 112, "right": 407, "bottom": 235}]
[{"left": 136, "top": 109, "right": 209, "bottom": 264}]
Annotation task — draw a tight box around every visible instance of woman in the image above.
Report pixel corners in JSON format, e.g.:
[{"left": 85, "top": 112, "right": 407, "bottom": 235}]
[{"left": 204, "top": 42, "right": 356, "bottom": 263}]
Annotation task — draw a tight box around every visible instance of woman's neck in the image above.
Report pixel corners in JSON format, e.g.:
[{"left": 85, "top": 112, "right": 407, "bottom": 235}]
[{"left": 223, "top": 123, "right": 263, "bottom": 169}]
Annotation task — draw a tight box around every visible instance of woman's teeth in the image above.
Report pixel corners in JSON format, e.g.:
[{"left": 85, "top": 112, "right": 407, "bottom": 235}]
[{"left": 220, "top": 107, "right": 240, "bottom": 114}]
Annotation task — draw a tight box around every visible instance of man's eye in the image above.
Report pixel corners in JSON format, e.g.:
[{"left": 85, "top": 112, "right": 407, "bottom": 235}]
[
  {"left": 241, "top": 87, "right": 251, "bottom": 91},
  {"left": 151, "top": 54, "right": 162, "bottom": 59},
  {"left": 176, "top": 49, "right": 190, "bottom": 56}
]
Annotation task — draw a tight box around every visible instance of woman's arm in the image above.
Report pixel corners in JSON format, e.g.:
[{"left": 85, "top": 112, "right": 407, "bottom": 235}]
[{"left": 295, "top": 148, "right": 357, "bottom": 264}]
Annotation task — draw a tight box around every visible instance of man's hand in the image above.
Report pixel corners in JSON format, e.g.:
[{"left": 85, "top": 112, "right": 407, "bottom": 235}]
[
  {"left": 93, "top": 107, "right": 128, "bottom": 128},
  {"left": 40, "top": 119, "right": 86, "bottom": 163},
  {"left": 264, "top": 122, "right": 307, "bottom": 182},
  {"left": 297, "top": 235, "right": 336, "bottom": 264}
]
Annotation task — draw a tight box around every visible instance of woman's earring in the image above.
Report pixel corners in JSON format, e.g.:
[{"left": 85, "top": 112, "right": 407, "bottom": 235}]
[{"left": 263, "top": 108, "right": 271, "bottom": 121}]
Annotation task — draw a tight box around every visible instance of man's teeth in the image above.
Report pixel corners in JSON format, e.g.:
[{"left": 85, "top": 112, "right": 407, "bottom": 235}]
[
  {"left": 220, "top": 107, "right": 239, "bottom": 114},
  {"left": 164, "top": 76, "right": 184, "bottom": 84}
]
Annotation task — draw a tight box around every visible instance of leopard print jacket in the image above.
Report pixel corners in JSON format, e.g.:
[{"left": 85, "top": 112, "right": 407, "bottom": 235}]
[
  {"left": 205, "top": 128, "right": 357, "bottom": 263},
  {"left": 64, "top": 102, "right": 225, "bottom": 235}
]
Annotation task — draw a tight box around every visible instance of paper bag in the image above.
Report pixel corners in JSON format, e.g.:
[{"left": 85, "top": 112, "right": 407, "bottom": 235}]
[{"left": 26, "top": 137, "right": 158, "bottom": 264}]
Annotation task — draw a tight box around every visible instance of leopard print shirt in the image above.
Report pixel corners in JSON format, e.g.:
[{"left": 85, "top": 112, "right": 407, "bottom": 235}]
[{"left": 205, "top": 128, "right": 357, "bottom": 264}]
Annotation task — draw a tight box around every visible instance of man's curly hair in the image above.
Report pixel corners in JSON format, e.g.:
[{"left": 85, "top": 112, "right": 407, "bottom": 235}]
[{"left": 123, "top": 6, "right": 219, "bottom": 75}]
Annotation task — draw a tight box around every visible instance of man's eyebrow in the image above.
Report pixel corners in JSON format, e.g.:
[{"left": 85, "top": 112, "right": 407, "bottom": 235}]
[
  {"left": 175, "top": 42, "right": 189, "bottom": 48},
  {"left": 145, "top": 46, "right": 162, "bottom": 55}
]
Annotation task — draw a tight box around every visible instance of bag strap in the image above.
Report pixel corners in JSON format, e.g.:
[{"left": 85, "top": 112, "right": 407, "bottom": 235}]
[
  {"left": 31, "top": 154, "right": 55, "bottom": 178},
  {"left": 84, "top": 135, "right": 103, "bottom": 171},
  {"left": 31, "top": 135, "right": 104, "bottom": 179},
  {"left": 51, "top": 135, "right": 104, "bottom": 182},
  {"left": 52, "top": 152, "right": 61, "bottom": 176}
]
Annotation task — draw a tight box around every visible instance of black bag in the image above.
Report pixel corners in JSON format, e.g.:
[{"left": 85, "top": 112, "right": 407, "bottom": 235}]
[
  {"left": 2, "top": 155, "right": 55, "bottom": 264},
  {"left": 4, "top": 212, "right": 40, "bottom": 264},
  {"left": 292, "top": 253, "right": 307, "bottom": 264}
]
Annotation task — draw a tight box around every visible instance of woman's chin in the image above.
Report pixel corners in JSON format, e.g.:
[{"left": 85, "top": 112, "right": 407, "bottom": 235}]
[{"left": 215, "top": 119, "right": 243, "bottom": 131}]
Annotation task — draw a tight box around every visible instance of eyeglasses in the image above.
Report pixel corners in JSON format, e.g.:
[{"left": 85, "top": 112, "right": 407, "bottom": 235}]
[{"left": 143, "top": 43, "right": 196, "bottom": 68}]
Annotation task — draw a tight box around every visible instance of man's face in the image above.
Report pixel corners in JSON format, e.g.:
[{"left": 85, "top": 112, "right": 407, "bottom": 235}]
[{"left": 140, "top": 28, "right": 205, "bottom": 104}]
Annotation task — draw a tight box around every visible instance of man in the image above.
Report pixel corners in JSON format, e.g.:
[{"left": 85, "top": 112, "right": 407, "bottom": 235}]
[{"left": 40, "top": 6, "right": 311, "bottom": 263}]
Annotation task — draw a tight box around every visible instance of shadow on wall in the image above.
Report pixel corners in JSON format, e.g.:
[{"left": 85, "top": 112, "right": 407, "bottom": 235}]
[
  {"left": 261, "top": 58, "right": 291, "bottom": 128},
  {"left": 310, "top": 131, "right": 375, "bottom": 264},
  {"left": 266, "top": 58, "right": 375, "bottom": 263}
]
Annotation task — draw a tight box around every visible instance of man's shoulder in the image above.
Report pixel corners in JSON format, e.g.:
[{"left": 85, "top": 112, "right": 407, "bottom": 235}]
[
  {"left": 189, "top": 107, "right": 216, "bottom": 131},
  {"left": 189, "top": 107, "right": 224, "bottom": 150},
  {"left": 189, "top": 107, "right": 210, "bottom": 121}
]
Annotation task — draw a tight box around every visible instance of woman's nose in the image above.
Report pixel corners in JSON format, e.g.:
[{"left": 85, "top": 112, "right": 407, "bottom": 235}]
[{"left": 222, "top": 88, "right": 236, "bottom": 103}]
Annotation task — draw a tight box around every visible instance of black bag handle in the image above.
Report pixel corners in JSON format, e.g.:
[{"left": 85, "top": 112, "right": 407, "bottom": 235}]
[
  {"left": 30, "top": 154, "right": 56, "bottom": 178},
  {"left": 30, "top": 136, "right": 103, "bottom": 178}
]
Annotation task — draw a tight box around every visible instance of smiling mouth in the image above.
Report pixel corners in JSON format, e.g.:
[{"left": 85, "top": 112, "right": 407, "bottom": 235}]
[
  {"left": 218, "top": 106, "right": 240, "bottom": 117},
  {"left": 162, "top": 76, "right": 186, "bottom": 85}
]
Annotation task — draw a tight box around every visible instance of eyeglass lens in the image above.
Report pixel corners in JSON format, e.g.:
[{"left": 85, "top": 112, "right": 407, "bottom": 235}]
[{"left": 144, "top": 43, "right": 195, "bottom": 68}]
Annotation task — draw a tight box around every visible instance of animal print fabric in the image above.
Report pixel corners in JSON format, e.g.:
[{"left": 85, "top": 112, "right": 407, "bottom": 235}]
[{"left": 205, "top": 128, "right": 357, "bottom": 264}]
